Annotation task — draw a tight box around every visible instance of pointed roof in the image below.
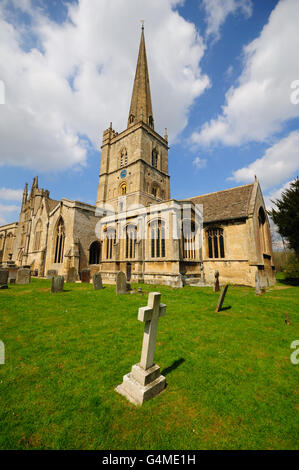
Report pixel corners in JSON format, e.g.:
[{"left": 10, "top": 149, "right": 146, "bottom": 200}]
[{"left": 128, "top": 25, "right": 154, "bottom": 129}]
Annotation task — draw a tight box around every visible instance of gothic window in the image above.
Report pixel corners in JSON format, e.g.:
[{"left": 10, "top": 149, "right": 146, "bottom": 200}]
[
  {"left": 129, "top": 114, "right": 135, "bottom": 124},
  {"left": 54, "top": 218, "right": 65, "bottom": 264},
  {"left": 125, "top": 225, "right": 137, "bottom": 259},
  {"left": 6, "top": 233, "right": 14, "bottom": 253},
  {"left": 183, "top": 222, "right": 196, "bottom": 259},
  {"left": 152, "top": 183, "right": 160, "bottom": 198},
  {"left": 150, "top": 220, "right": 166, "bottom": 258},
  {"left": 152, "top": 149, "right": 158, "bottom": 168},
  {"left": 207, "top": 228, "right": 225, "bottom": 259},
  {"left": 106, "top": 229, "right": 115, "bottom": 260},
  {"left": 148, "top": 116, "right": 154, "bottom": 127},
  {"left": 258, "top": 207, "right": 267, "bottom": 253},
  {"left": 120, "top": 149, "right": 128, "bottom": 168},
  {"left": 119, "top": 182, "right": 127, "bottom": 196},
  {"left": 34, "top": 219, "right": 42, "bottom": 251}
]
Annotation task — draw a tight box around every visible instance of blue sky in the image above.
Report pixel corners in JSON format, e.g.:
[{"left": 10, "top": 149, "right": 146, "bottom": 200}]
[{"left": 0, "top": 0, "right": 298, "bottom": 226}]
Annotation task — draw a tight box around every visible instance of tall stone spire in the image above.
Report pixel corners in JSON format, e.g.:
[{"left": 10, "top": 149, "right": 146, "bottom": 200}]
[{"left": 128, "top": 25, "right": 154, "bottom": 129}]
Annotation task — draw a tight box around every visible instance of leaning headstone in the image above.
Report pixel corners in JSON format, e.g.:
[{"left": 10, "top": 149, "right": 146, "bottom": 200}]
[
  {"left": 116, "top": 292, "right": 166, "bottom": 405},
  {"left": 213, "top": 270, "right": 220, "bottom": 292},
  {"left": 0, "top": 268, "right": 9, "bottom": 289},
  {"left": 47, "top": 269, "right": 58, "bottom": 279},
  {"left": 67, "top": 267, "right": 77, "bottom": 283},
  {"left": 51, "top": 275, "right": 64, "bottom": 293},
  {"left": 93, "top": 273, "right": 103, "bottom": 290},
  {"left": 16, "top": 268, "right": 31, "bottom": 285},
  {"left": 215, "top": 285, "right": 229, "bottom": 312},
  {"left": 81, "top": 269, "right": 91, "bottom": 283},
  {"left": 255, "top": 271, "right": 262, "bottom": 296},
  {"left": 116, "top": 271, "right": 128, "bottom": 295}
]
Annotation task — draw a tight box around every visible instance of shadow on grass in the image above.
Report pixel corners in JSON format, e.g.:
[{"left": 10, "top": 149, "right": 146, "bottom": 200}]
[
  {"left": 161, "top": 358, "right": 185, "bottom": 377},
  {"left": 279, "top": 277, "right": 299, "bottom": 286},
  {"left": 220, "top": 306, "right": 232, "bottom": 312}
]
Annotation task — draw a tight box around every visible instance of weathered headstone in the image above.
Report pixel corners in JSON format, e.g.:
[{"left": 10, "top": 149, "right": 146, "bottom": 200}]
[
  {"left": 93, "top": 273, "right": 103, "bottom": 290},
  {"left": 116, "top": 292, "right": 166, "bottom": 405},
  {"left": 16, "top": 268, "right": 31, "bottom": 285},
  {"left": 81, "top": 269, "right": 91, "bottom": 283},
  {"left": 213, "top": 270, "right": 220, "bottom": 292},
  {"left": 47, "top": 269, "right": 58, "bottom": 279},
  {"left": 255, "top": 271, "right": 262, "bottom": 296},
  {"left": 0, "top": 268, "right": 9, "bottom": 289},
  {"left": 116, "top": 271, "right": 128, "bottom": 295},
  {"left": 51, "top": 275, "right": 64, "bottom": 293},
  {"left": 67, "top": 267, "right": 77, "bottom": 283},
  {"left": 215, "top": 285, "right": 229, "bottom": 312},
  {"left": 8, "top": 267, "right": 18, "bottom": 284}
]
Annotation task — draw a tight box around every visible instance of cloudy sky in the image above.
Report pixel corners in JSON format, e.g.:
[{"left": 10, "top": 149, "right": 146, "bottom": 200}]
[{"left": 0, "top": 0, "right": 298, "bottom": 225}]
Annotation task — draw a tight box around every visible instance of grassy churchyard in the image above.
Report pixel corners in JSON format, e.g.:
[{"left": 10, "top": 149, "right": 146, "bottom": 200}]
[{"left": 0, "top": 276, "right": 298, "bottom": 450}]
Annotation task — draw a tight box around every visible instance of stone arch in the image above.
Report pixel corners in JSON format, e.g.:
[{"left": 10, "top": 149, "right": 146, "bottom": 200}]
[
  {"left": 89, "top": 240, "right": 101, "bottom": 265},
  {"left": 54, "top": 217, "right": 65, "bottom": 264}
]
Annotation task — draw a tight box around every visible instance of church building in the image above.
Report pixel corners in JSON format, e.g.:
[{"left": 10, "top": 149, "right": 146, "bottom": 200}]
[{"left": 0, "top": 27, "right": 276, "bottom": 289}]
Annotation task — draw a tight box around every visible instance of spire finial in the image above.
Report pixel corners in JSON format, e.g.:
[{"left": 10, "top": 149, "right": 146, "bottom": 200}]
[{"left": 141, "top": 19, "right": 144, "bottom": 31}]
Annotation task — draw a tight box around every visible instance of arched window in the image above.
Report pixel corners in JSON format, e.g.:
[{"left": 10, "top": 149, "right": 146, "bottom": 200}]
[
  {"left": 125, "top": 225, "right": 137, "bottom": 259},
  {"left": 152, "top": 149, "right": 158, "bottom": 168},
  {"left": 34, "top": 219, "right": 42, "bottom": 251},
  {"left": 120, "top": 182, "right": 127, "bottom": 196},
  {"left": 89, "top": 241, "right": 101, "bottom": 264},
  {"left": 129, "top": 114, "right": 135, "bottom": 124},
  {"left": 258, "top": 207, "right": 267, "bottom": 253},
  {"left": 183, "top": 222, "right": 196, "bottom": 259},
  {"left": 54, "top": 218, "right": 65, "bottom": 263},
  {"left": 120, "top": 149, "right": 128, "bottom": 168},
  {"left": 148, "top": 116, "right": 154, "bottom": 128},
  {"left": 150, "top": 220, "right": 166, "bottom": 258},
  {"left": 6, "top": 233, "right": 14, "bottom": 253},
  {"left": 152, "top": 183, "right": 159, "bottom": 198},
  {"left": 106, "top": 229, "right": 115, "bottom": 260},
  {"left": 207, "top": 228, "right": 225, "bottom": 259}
]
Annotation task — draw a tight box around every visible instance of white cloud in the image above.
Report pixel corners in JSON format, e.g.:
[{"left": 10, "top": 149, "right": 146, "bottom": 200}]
[
  {"left": 0, "top": 187, "right": 23, "bottom": 201},
  {"left": 0, "top": 0, "right": 210, "bottom": 172},
  {"left": 230, "top": 130, "right": 299, "bottom": 190},
  {"left": 202, "top": 0, "right": 252, "bottom": 41},
  {"left": 193, "top": 156, "right": 207, "bottom": 169},
  {"left": 263, "top": 179, "right": 293, "bottom": 210},
  {"left": 193, "top": 0, "right": 299, "bottom": 147},
  {"left": 0, "top": 202, "right": 20, "bottom": 226}
]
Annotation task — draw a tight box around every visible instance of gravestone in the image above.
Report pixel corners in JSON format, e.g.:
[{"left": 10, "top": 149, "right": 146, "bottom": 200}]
[
  {"left": 93, "top": 273, "right": 103, "bottom": 290},
  {"left": 51, "top": 276, "right": 64, "bottom": 293},
  {"left": 8, "top": 267, "right": 18, "bottom": 284},
  {"left": 213, "top": 270, "right": 220, "bottom": 292},
  {"left": 0, "top": 268, "right": 9, "bottom": 289},
  {"left": 16, "top": 268, "right": 31, "bottom": 285},
  {"left": 81, "top": 269, "right": 91, "bottom": 283},
  {"left": 255, "top": 272, "right": 262, "bottom": 296},
  {"left": 116, "top": 271, "right": 128, "bottom": 295},
  {"left": 67, "top": 267, "right": 77, "bottom": 283},
  {"left": 47, "top": 269, "right": 58, "bottom": 279},
  {"left": 215, "top": 285, "right": 229, "bottom": 312},
  {"left": 10, "top": 279, "right": 16, "bottom": 285},
  {"left": 116, "top": 292, "right": 166, "bottom": 405}
]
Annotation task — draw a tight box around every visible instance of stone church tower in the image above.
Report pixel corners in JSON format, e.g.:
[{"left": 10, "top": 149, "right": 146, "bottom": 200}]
[{"left": 96, "top": 26, "right": 170, "bottom": 212}]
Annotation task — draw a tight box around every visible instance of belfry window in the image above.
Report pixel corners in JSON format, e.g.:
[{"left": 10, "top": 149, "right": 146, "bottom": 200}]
[
  {"left": 125, "top": 225, "right": 137, "bottom": 259},
  {"left": 152, "top": 149, "right": 158, "bottom": 168},
  {"left": 54, "top": 218, "right": 65, "bottom": 263},
  {"left": 207, "top": 228, "right": 225, "bottom": 259},
  {"left": 89, "top": 241, "right": 101, "bottom": 264},
  {"left": 150, "top": 220, "right": 166, "bottom": 258},
  {"left": 120, "top": 149, "right": 128, "bottom": 168},
  {"left": 106, "top": 229, "right": 115, "bottom": 260}
]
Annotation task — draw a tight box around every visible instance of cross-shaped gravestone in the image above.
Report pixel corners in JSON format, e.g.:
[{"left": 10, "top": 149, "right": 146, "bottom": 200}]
[
  {"left": 116, "top": 292, "right": 167, "bottom": 405},
  {"left": 138, "top": 292, "right": 166, "bottom": 370}
]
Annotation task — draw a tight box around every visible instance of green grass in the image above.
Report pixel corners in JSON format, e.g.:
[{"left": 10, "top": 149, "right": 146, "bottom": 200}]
[{"left": 0, "top": 276, "right": 298, "bottom": 450}]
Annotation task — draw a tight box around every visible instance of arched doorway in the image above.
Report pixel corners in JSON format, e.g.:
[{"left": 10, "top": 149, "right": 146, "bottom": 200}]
[{"left": 89, "top": 241, "right": 101, "bottom": 264}]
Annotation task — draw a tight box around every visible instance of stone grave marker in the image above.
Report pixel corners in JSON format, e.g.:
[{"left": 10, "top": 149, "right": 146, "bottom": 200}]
[
  {"left": 81, "top": 269, "right": 91, "bottom": 283},
  {"left": 47, "top": 269, "right": 58, "bottom": 279},
  {"left": 215, "top": 285, "right": 229, "bottom": 312},
  {"left": 213, "top": 270, "right": 220, "bottom": 292},
  {"left": 67, "top": 267, "right": 77, "bottom": 283},
  {"left": 8, "top": 267, "right": 18, "bottom": 284},
  {"left": 116, "top": 292, "right": 166, "bottom": 405},
  {"left": 16, "top": 268, "right": 31, "bottom": 285},
  {"left": 116, "top": 271, "right": 128, "bottom": 295},
  {"left": 93, "top": 273, "right": 103, "bottom": 290},
  {"left": 0, "top": 268, "right": 9, "bottom": 289},
  {"left": 255, "top": 271, "right": 262, "bottom": 296},
  {"left": 51, "top": 275, "right": 64, "bottom": 293}
]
